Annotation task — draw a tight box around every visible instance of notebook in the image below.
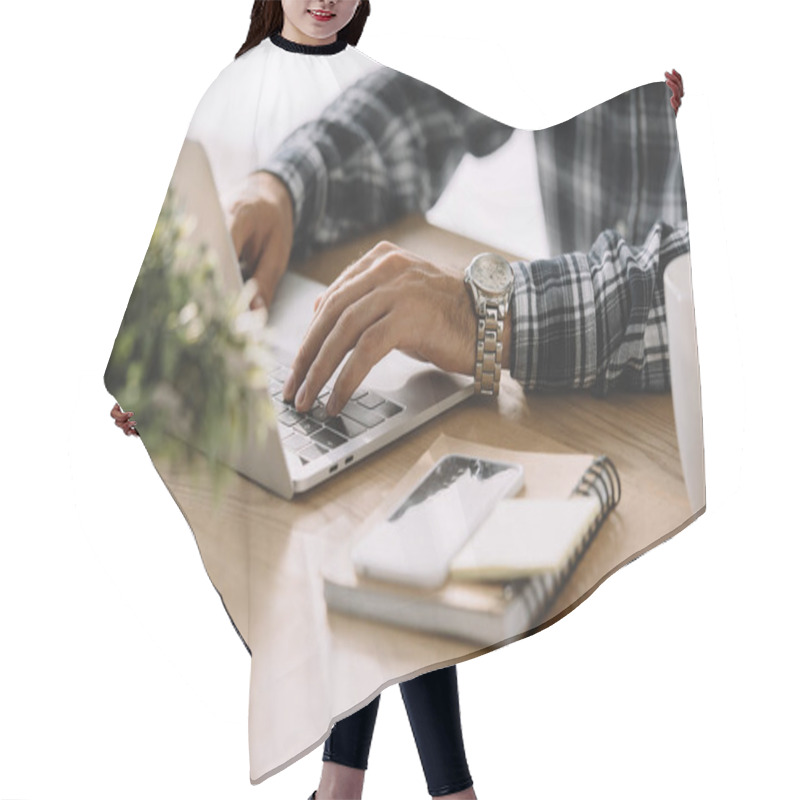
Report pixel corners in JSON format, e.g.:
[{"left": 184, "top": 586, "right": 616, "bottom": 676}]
[{"left": 322, "top": 437, "right": 621, "bottom": 645}]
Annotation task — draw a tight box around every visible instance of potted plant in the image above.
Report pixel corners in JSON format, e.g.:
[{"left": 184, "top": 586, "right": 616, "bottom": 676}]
[{"left": 105, "top": 186, "right": 274, "bottom": 501}]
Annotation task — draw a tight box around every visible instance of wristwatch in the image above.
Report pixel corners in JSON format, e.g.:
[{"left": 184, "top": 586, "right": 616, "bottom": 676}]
[{"left": 464, "top": 253, "right": 514, "bottom": 396}]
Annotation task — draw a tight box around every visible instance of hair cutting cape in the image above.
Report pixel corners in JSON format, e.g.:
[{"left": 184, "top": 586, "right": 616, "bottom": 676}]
[{"left": 104, "top": 33, "right": 702, "bottom": 783}]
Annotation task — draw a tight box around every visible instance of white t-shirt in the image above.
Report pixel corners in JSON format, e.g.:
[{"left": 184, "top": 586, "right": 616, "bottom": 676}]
[{"left": 186, "top": 34, "right": 380, "bottom": 202}]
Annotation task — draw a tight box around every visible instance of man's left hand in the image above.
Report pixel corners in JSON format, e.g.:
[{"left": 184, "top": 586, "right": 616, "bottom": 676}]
[{"left": 282, "top": 242, "right": 477, "bottom": 416}]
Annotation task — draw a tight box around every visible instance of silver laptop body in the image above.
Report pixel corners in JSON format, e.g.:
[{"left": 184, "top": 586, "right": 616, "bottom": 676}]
[{"left": 168, "top": 138, "right": 472, "bottom": 498}]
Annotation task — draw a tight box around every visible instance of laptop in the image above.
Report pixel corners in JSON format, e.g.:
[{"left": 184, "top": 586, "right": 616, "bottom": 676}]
[
  {"left": 168, "top": 138, "right": 473, "bottom": 498},
  {"left": 663, "top": 251, "right": 705, "bottom": 516}
]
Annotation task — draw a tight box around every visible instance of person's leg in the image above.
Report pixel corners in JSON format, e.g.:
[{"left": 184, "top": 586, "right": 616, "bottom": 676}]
[
  {"left": 315, "top": 694, "right": 381, "bottom": 800},
  {"left": 400, "top": 665, "right": 476, "bottom": 799}
]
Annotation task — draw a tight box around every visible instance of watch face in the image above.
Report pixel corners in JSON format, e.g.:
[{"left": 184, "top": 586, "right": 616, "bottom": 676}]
[{"left": 471, "top": 253, "right": 513, "bottom": 294}]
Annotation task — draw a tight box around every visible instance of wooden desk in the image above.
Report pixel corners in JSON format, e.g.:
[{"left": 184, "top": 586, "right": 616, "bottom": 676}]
[{"left": 149, "top": 216, "right": 694, "bottom": 782}]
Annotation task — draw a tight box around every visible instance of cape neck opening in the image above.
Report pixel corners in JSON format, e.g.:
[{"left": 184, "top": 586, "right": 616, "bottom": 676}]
[{"left": 269, "top": 32, "right": 348, "bottom": 55}]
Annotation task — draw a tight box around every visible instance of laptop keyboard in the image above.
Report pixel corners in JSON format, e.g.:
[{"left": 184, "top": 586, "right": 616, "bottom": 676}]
[{"left": 267, "top": 365, "right": 403, "bottom": 466}]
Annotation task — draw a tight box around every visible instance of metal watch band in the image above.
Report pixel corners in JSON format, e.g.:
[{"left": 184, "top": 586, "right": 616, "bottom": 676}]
[{"left": 475, "top": 305, "right": 503, "bottom": 396}]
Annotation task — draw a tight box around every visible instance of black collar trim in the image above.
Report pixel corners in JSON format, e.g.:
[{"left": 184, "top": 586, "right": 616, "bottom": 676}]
[{"left": 269, "top": 32, "right": 347, "bottom": 55}]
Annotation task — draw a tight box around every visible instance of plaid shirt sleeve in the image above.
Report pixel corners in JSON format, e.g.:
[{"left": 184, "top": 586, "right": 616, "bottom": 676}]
[
  {"left": 534, "top": 82, "right": 687, "bottom": 255},
  {"left": 262, "top": 67, "right": 515, "bottom": 262},
  {"left": 264, "top": 72, "right": 690, "bottom": 394},
  {"left": 510, "top": 81, "right": 689, "bottom": 394},
  {"left": 509, "top": 220, "right": 690, "bottom": 394}
]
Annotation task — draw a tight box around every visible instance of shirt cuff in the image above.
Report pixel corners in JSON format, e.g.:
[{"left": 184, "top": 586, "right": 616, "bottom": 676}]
[{"left": 508, "top": 260, "right": 537, "bottom": 390}]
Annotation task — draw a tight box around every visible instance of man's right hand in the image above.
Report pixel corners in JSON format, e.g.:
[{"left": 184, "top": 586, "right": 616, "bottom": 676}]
[{"left": 226, "top": 171, "right": 294, "bottom": 310}]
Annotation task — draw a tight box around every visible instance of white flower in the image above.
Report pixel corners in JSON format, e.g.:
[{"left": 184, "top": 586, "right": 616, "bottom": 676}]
[
  {"left": 178, "top": 301, "right": 199, "bottom": 325},
  {"left": 185, "top": 316, "right": 205, "bottom": 343}
]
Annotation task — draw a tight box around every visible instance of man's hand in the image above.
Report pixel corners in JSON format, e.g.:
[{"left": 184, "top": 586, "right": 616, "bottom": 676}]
[
  {"left": 225, "top": 171, "right": 294, "bottom": 310},
  {"left": 281, "top": 242, "right": 479, "bottom": 416}
]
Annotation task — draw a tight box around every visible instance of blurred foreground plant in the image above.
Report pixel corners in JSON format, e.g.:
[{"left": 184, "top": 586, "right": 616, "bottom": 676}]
[{"left": 105, "top": 186, "right": 274, "bottom": 501}]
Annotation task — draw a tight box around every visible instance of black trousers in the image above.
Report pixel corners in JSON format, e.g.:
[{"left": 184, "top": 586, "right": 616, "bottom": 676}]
[{"left": 323, "top": 665, "right": 473, "bottom": 797}]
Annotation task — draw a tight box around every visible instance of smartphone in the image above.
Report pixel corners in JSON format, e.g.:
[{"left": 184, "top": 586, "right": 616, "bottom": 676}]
[{"left": 351, "top": 454, "right": 524, "bottom": 589}]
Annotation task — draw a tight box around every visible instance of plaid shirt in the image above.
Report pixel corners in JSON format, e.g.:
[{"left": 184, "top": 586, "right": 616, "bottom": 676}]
[{"left": 263, "top": 68, "right": 690, "bottom": 394}]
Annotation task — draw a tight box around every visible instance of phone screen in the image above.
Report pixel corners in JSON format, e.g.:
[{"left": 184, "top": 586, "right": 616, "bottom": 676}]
[{"left": 352, "top": 455, "right": 524, "bottom": 588}]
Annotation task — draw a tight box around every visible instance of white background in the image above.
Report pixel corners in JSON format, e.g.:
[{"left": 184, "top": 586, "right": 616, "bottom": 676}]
[{"left": 1, "top": 1, "right": 797, "bottom": 798}]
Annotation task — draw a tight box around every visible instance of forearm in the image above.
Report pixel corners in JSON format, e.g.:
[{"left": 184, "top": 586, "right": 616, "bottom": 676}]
[
  {"left": 262, "top": 67, "right": 515, "bottom": 261},
  {"left": 508, "top": 220, "right": 690, "bottom": 393}
]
